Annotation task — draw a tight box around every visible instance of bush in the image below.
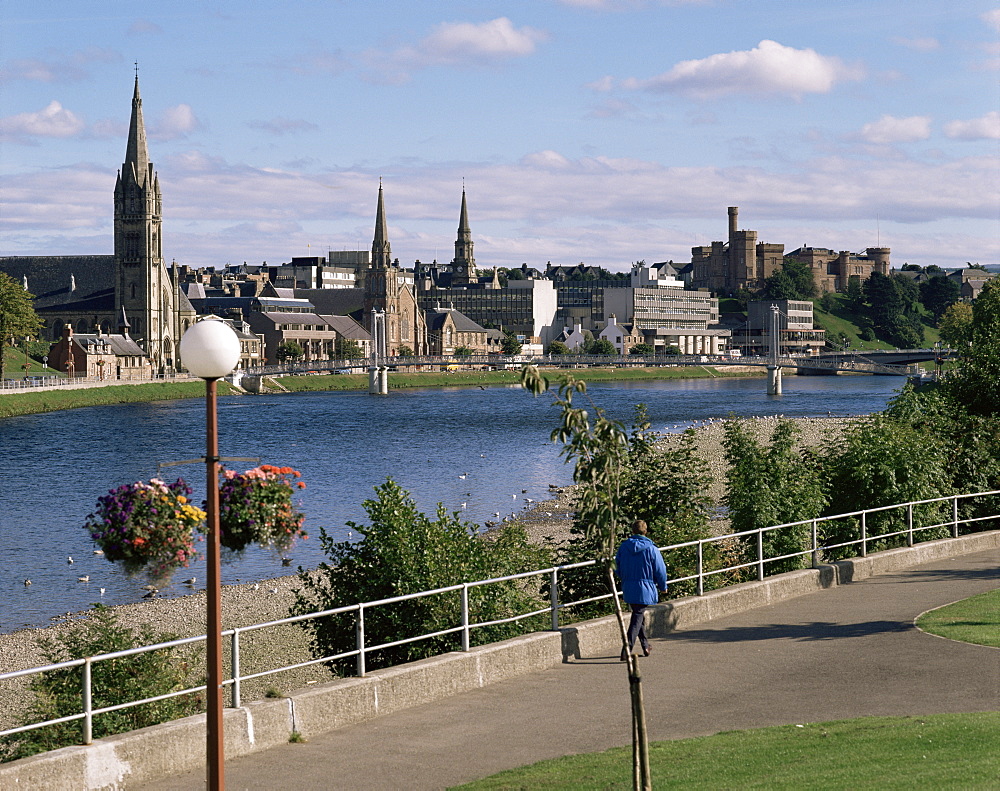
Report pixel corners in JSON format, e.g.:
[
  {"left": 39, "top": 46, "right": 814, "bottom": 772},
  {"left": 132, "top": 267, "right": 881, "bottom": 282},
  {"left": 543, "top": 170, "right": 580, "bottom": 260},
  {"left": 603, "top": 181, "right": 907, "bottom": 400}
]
[
  {"left": 0, "top": 605, "right": 200, "bottom": 762},
  {"left": 291, "top": 479, "right": 550, "bottom": 674},
  {"left": 723, "top": 419, "right": 826, "bottom": 575}
]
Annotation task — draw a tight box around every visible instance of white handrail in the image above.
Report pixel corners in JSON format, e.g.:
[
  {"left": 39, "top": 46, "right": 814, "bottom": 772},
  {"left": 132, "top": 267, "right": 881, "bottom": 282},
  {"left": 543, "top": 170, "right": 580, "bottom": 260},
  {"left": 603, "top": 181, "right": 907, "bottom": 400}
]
[{"left": 1, "top": 489, "right": 996, "bottom": 743}]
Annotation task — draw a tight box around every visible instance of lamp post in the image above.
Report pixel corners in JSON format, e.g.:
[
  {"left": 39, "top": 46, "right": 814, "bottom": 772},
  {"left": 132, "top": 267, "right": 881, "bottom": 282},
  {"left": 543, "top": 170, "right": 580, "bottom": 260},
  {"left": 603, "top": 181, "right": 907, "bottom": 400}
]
[{"left": 179, "top": 318, "right": 240, "bottom": 791}]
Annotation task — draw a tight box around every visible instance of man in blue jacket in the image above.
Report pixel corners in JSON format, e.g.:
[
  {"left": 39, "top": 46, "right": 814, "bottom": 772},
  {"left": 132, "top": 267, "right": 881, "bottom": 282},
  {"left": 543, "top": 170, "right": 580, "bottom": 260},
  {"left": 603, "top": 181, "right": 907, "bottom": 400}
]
[{"left": 615, "top": 520, "right": 668, "bottom": 661}]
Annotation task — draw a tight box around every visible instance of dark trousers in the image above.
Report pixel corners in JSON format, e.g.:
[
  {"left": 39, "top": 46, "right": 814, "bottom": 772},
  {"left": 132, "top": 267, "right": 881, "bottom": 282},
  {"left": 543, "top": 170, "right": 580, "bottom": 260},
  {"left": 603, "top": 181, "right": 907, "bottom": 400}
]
[{"left": 626, "top": 604, "right": 649, "bottom": 651}]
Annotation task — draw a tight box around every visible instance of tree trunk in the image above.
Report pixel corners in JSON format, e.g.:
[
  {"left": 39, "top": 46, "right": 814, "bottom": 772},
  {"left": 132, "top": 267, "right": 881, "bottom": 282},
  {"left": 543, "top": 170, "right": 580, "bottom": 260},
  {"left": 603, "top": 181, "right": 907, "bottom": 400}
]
[{"left": 606, "top": 565, "right": 651, "bottom": 791}]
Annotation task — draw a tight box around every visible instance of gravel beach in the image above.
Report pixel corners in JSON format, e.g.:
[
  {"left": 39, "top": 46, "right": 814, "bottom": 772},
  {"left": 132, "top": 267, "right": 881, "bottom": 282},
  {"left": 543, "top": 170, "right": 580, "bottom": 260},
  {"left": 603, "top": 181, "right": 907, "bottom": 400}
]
[{"left": 0, "top": 414, "right": 860, "bottom": 731}]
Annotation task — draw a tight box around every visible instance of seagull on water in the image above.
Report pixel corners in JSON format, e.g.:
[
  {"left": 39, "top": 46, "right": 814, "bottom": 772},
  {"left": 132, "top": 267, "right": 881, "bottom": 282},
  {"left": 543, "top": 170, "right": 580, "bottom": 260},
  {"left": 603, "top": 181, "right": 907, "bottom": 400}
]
[
  {"left": 458, "top": 473, "right": 468, "bottom": 480},
  {"left": 77, "top": 575, "right": 90, "bottom": 582},
  {"left": 67, "top": 556, "right": 74, "bottom": 564},
  {"left": 142, "top": 589, "right": 157, "bottom": 599},
  {"left": 182, "top": 578, "right": 197, "bottom": 585},
  {"left": 93, "top": 549, "right": 104, "bottom": 556},
  {"left": 282, "top": 557, "right": 292, "bottom": 566},
  {"left": 23, "top": 579, "right": 31, "bottom": 586},
  {"left": 100, "top": 588, "right": 106, "bottom": 596}
]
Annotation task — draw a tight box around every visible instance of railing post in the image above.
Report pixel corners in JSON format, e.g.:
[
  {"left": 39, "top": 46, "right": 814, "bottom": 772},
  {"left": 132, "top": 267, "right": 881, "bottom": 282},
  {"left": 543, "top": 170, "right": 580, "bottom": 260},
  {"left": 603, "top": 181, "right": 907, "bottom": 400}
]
[
  {"left": 696, "top": 542, "right": 704, "bottom": 596},
  {"left": 83, "top": 658, "right": 93, "bottom": 745},
  {"left": 231, "top": 628, "right": 241, "bottom": 708},
  {"left": 907, "top": 503, "right": 914, "bottom": 547},
  {"left": 757, "top": 530, "right": 765, "bottom": 581},
  {"left": 461, "top": 584, "right": 470, "bottom": 652},
  {"left": 811, "top": 520, "right": 818, "bottom": 568},
  {"left": 356, "top": 605, "right": 366, "bottom": 678},
  {"left": 861, "top": 512, "right": 868, "bottom": 557},
  {"left": 952, "top": 496, "right": 959, "bottom": 538},
  {"left": 549, "top": 569, "right": 559, "bottom": 631}
]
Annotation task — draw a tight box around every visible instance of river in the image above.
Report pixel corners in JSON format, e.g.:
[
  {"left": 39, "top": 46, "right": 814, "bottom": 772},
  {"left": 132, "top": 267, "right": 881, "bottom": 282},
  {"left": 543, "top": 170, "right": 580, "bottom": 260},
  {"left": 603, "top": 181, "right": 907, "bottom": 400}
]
[{"left": 1, "top": 374, "right": 903, "bottom": 633}]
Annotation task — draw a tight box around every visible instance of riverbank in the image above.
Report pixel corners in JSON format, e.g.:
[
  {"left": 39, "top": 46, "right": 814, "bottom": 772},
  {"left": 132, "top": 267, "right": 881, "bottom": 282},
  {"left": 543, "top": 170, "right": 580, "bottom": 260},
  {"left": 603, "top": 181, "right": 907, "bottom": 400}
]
[
  {"left": 0, "top": 365, "right": 764, "bottom": 419},
  {"left": 0, "top": 413, "right": 863, "bottom": 735}
]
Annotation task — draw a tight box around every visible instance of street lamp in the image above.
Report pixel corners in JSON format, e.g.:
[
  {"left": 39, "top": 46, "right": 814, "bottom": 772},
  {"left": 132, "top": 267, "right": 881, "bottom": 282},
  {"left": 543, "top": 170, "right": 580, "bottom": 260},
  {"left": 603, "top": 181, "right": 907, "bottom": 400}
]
[{"left": 179, "top": 317, "right": 240, "bottom": 791}]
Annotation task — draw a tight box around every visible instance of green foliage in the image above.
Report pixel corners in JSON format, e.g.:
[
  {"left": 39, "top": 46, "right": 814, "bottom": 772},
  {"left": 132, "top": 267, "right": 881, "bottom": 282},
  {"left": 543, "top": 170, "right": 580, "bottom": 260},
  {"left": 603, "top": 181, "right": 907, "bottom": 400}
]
[
  {"left": 919, "top": 275, "right": 961, "bottom": 321},
  {"left": 276, "top": 340, "right": 304, "bottom": 362},
  {"left": 0, "top": 272, "right": 42, "bottom": 380},
  {"left": 818, "top": 416, "right": 952, "bottom": 559},
  {"left": 396, "top": 344, "right": 415, "bottom": 357},
  {"left": 587, "top": 338, "right": 618, "bottom": 355},
  {"left": 334, "top": 337, "right": 364, "bottom": 360},
  {"left": 763, "top": 259, "right": 816, "bottom": 300},
  {"left": 453, "top": 345, "right": 473, "bottom": 357},
  {"left": 661, "top": 345, "right": 682, "bottom": 356},
  {"left": 861, "top": 272, "right": 925, "bottom": 348},
  {"left": 0, "top": 605, "right": 200, "bottom": 762},
  {"left": 937, "top": 301, "right": 973, "bottom": 348},
  {"left": 500, "top": 331, "right": 522, "bottom": 355},
  {"left": 942, "top": 279, "right": 1000, "bottom": 416},
  {"left": 546, "top": 340, "right": 570, "bottom": 355},
  {"left": 291, "top": 479, "right": 549, "bottom": 674},
  {"left": 629, "top": 343, "right": 655, "bottom": 356},
  {"left": 723, "top": 419, "right": 826, "bottom": 575}
]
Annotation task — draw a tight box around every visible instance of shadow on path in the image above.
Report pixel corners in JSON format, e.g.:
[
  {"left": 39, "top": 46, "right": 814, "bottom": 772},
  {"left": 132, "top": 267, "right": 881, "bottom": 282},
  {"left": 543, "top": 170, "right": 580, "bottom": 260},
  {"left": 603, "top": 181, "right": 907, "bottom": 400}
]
[{"left": 668, "top": 619, "right": 912, "bottom": 644}]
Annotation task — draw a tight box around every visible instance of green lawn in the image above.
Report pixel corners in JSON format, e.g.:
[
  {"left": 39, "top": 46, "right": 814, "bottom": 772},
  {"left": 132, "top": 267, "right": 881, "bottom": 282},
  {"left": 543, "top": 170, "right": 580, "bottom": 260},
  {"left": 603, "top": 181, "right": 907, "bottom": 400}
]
[
  {"left": 916, "top": 589, "right": 1000, "bottom": 647},
  {"left": 453, "top": 712, "right": 1000, "bottom": 790},
  {"left": 0, "top": 381, "right": 240, "bottom": 419}
]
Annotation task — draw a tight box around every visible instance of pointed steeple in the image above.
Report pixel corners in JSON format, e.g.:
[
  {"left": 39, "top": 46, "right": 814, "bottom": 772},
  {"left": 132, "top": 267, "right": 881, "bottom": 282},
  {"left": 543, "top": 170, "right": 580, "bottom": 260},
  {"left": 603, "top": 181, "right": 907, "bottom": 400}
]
[
  {"left": 124, "top": 75, "right": 150, "bottom": 186},
  {"left": 451, "top": 186, "right": 476, "bottom": 284},
  {"left": 372, "top": 179, "right": 392, "bottom": 269}
]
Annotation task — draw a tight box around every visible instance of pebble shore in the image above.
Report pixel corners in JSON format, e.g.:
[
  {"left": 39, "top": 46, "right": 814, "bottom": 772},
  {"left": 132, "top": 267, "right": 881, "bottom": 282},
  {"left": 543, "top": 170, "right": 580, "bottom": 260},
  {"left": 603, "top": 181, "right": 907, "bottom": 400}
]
[{"left": 0, "top": 414, "right": 861, "bottom": 730}]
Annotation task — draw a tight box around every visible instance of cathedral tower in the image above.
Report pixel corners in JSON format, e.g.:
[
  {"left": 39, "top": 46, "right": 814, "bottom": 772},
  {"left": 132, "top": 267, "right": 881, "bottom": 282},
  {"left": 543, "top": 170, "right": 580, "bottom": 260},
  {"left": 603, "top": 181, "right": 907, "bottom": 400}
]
[
  {"left": 114, "top": 76, "right": 176, "bottom": 370},
  {"left": 449, "top": 188, "right": 476, "bottom": 286}
]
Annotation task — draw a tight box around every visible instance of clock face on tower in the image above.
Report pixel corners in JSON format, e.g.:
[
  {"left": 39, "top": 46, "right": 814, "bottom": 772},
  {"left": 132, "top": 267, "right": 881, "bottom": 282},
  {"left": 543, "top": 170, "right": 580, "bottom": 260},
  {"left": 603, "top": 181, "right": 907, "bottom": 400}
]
[{"left": 456, "top": 266, "right": 465, "bottom": 273}]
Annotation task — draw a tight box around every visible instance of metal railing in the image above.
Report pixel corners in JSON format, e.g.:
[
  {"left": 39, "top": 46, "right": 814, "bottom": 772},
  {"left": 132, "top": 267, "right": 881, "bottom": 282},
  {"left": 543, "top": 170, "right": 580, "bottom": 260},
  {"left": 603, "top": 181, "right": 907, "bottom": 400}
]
[{"left": 1, "top": 489, "right": 996, "bottom": 746}]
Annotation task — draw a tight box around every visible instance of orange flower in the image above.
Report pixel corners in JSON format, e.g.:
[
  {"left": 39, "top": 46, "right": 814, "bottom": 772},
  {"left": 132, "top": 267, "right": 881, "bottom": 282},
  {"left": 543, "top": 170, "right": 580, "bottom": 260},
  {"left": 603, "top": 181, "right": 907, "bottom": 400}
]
[{"left": 296, "top": 481, "right": 306, "bottom": 489}]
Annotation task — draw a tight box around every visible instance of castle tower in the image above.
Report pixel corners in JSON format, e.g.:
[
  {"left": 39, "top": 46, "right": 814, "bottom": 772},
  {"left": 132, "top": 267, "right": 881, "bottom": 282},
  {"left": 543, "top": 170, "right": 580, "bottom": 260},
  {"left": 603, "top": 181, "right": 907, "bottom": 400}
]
[
  {"left": 114, "top": 76, "right": 176, "bottom": 370},
  {"left": 450, "top": 188, "right": 477, "bottom": 286}
]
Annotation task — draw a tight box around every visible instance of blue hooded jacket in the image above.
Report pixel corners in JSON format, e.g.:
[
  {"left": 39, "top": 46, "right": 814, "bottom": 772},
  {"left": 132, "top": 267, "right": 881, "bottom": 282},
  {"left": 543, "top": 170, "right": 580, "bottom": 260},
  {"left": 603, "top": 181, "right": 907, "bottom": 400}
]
[{"left": 615, "top": 534, "right": 668, "bottom": 606}]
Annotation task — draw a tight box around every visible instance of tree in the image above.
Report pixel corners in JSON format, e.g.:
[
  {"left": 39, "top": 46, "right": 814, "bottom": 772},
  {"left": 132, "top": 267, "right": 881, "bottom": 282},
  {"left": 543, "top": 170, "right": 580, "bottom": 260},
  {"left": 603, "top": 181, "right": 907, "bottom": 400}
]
[
  {"left": 938, "top": 302, "right": 973, "bottom": 348},
  {"left": 275, "top": 340, "right": 303, "bottom": 362},
  {"left": 396, "top": 345, "right": 415, "bottom": 357},
  {"left": 762, "top": 259, "right": 816, "bottom": 300},
  {"left": 520, "top": 368, "right": 653, "bottom": 790},
  {"left": 546, "top": 340, "right": 570, "bottom": 355},
  {"left": 629, "top": 343, "right": 655, "bottom": 356},
  {"left": 453, "top": 345, "right": 473, "bottom": 357},
  {"left": 942, "top": 279, "right": 1000, "bottom": 416},
  {"left": 334, "top": 337, "right": 364, "bottom": 360},
  {"left": 290, "top": 480, "right": 548, "bottom": 673},
  {"left": 588, "top": 338, "right": 618, "bottom": 355},
  {"left": 0, "top": 272, "right": 41, "bottom": 380},
  {"left": 500, "top": 331, "right": 522, "bottom": 355},
  {"left": 861, "top": 272, "right": 924, "bottom": 348}
]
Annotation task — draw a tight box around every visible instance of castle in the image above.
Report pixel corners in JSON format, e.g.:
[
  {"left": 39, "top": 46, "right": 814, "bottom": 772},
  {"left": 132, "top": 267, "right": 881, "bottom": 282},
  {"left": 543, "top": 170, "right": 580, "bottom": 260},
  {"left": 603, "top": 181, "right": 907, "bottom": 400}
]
[{"left": 690, "top": 207, "right": 889, "bottom": 295}]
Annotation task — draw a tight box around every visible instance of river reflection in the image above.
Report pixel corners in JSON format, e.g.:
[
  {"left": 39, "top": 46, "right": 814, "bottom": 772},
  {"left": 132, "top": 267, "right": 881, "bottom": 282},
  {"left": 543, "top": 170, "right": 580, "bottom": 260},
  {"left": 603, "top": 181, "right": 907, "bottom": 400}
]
[{"left": 1, "top": 374, "right": 902, "bottom": 632}]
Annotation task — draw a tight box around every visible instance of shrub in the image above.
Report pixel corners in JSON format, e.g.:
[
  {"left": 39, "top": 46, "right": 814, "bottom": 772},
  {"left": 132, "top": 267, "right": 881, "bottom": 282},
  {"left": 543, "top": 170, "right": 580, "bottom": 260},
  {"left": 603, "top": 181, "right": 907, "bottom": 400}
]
[
  {"left": 291, "top": 479, "right": 549, "bottom": 674},
  {"left": 0, "top": 605, "right": 200, "bottom": 762}
]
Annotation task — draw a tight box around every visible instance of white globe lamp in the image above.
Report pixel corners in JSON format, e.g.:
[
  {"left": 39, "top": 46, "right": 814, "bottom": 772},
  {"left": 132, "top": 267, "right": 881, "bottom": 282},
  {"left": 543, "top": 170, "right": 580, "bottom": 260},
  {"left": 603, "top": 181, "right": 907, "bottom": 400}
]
[{"left": 180, "top": 318, "right": 241, "bottom": 380}]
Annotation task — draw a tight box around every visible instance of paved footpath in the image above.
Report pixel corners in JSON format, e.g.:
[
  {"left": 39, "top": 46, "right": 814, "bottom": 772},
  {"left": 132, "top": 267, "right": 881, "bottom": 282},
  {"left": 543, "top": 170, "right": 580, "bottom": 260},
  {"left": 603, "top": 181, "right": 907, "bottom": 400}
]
[{"left": 140, "top": 547, "right": 999, "bottom": 791}]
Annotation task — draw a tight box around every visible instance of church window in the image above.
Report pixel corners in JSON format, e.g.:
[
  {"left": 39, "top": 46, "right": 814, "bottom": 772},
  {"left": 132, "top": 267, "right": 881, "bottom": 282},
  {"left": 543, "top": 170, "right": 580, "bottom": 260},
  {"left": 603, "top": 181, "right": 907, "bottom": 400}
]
[
  {"left": 401, "top": 318, "right": 410, "bottom": 340},
  {"left": 131, "top": 283, "right": 137, "bottom": 300}
]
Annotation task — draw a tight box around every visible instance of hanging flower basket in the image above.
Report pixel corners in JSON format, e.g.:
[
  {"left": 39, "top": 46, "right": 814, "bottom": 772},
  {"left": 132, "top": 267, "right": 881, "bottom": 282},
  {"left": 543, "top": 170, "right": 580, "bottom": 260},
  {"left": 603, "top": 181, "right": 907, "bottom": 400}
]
[
  {"left": 215, "top": 465, "right": 307, "bottom": 553},
  {"left": 85, "top": 478, "right": 206, "bottom": 576}
]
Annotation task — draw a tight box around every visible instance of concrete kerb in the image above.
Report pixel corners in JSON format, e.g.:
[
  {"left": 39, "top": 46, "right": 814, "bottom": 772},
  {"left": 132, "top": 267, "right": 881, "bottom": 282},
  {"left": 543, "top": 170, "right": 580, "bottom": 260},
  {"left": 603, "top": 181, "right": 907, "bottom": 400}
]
[{"left": 3, "top": 530, "right": 997, "bottom": 790}]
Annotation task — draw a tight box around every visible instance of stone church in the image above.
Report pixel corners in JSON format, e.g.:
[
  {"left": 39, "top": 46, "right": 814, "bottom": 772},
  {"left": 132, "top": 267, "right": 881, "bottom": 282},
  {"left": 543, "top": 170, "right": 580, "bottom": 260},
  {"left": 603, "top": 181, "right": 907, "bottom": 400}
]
[{"left": 0, "top": 78, "right": 195, "bottom": 373}]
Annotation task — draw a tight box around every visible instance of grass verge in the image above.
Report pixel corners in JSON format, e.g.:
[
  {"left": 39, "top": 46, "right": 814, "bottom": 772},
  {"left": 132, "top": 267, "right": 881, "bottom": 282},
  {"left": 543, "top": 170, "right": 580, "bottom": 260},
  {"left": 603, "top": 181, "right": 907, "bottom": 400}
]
[
  {"left": 0, "top": 381, "right": 240, "bottom": 419},
  {"left": 916, "top": 589, "right": 1000, "bottom": 648},
  {"left": 452, "top": 712, "right": 1000, "bottom": 790}
]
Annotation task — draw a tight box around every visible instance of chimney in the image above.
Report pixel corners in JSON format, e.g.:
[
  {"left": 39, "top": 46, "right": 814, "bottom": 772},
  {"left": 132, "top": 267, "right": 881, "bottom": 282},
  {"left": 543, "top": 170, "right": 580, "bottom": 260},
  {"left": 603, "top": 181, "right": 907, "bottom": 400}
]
[{"left": 728, "top": 207, "right": 738, "bottom": 239}]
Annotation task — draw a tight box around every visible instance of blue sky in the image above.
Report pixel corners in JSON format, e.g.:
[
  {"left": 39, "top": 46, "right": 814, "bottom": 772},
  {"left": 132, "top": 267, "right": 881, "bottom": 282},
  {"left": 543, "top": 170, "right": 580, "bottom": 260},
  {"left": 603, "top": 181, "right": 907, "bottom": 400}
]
[{"left": 2, "top": 1, "right": 998, "bottom": 272}]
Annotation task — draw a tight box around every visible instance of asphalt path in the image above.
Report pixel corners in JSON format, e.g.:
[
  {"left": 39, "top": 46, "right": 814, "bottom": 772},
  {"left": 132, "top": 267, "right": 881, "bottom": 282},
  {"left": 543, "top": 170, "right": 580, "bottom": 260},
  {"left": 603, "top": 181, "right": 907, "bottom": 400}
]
[{"left": 139, "top": 546, "right": 999, "bottom": 790}]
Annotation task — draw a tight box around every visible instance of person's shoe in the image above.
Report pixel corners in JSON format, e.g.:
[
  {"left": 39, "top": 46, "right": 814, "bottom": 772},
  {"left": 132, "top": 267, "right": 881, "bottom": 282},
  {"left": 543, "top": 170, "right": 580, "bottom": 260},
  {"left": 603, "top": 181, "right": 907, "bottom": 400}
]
[
  {"left": 620, "top": 649, "right": 628, "bottom": 662},
  {"left": 642, "top": 644, "right": 651, "bottom": 657}
]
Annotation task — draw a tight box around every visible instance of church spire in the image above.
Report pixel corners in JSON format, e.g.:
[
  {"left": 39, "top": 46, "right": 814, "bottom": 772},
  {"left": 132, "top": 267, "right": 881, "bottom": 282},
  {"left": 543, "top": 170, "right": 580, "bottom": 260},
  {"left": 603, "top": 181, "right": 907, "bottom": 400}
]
[
  {"left": 372, "top": 179, "right": 392, "bottom": 269},
  {"left": 124, "top": 74, "right": 150, "bottom": 186},
  {"left": 450, "top": 186, "right": 476, "bottom": 284}
]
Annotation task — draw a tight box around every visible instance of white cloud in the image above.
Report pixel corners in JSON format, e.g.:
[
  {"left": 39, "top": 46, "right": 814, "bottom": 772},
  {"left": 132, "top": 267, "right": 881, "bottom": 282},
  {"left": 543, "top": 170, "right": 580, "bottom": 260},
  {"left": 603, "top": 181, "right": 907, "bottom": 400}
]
[
  {"left": 556, "top": 0, "right": 711, "bottom": 7},
  {"left": 128, "top": 19, "right": 162, "bottom": 35},
  {"left": 586, "top": 75, "right": 616, "bottom": 92},
  {"left": 859, "top": 115, "right": 932, "bottom": 144},
  {"left": 0, "top": 101, "right": 85, "bottom": 143},
  {"left": 624, "top": 40, "right": 864, "bottom": 99},
  {"left": 150, "top": 105, "right": 202, "bottom": 140},
  {"left": 0, "top": 48, "right": 119, "bottom": 85},
  {"left": 367, "top": 17, "right": 547, "bottom": 82},
  {"left": 983, "top": 9, "right": 1000, "bottom": 32},
  {"left": 944, "top": 111, "right": 1000, "bottom": 140}
]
